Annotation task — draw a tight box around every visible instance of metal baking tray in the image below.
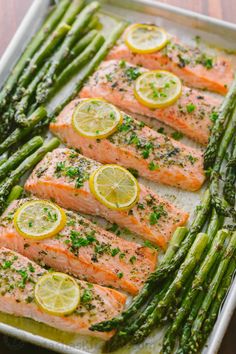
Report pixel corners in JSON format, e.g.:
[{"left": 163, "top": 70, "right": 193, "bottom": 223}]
[{"left": 0, "top": 1, "right": 236, "bottom": 353}]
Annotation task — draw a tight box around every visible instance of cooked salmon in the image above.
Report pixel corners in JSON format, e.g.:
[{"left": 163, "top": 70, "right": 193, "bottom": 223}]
[
  {"left": 24, "top": 148, "right": 188, "bottom": 248},
  {"left": 107, "top": 26, "right": 233, "bottom": 95},
  {"left": 0, "top": 247, "right": 126, "bottom": 339},
  {"left": 80, "top": 60, "right": 222, "bottom": 145},
  {"left": 0, "top": 199, "right": 157, "bottom": 295},
  {"left": 50, "top": 98, "right": 205, "bottom": 191}
]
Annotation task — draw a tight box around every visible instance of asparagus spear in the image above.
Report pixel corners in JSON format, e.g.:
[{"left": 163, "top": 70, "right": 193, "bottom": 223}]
[
  {"left": 90, "top": 190, "right": 211, "bottom": 333},
  {"left": 13, "top": 23, "right": 71, "bottom": 102},
  {"left": 204, "top": 75, "right": 236, "bottom": 170},
  {"left": 51, "top": 20, "right": 127, "bottom": 117},
  {"left": 223, "top": 137, "right": 236, "bottom": 205},
  {"left": 0, "top": 107, "right": 47, "bottom": 155},
  {"left": 0, "top": 0, "right": 71, "bottom": 112},
  {"left": 0, "top": 138, "right": 60, "bottom": 214},
  {"left": 0, "top": 136, "right": 43, "bottom": 181},
  {"left": 6, "top": 185, "right": 23, "bottom": 205},
  {"left": 52, "top": 33, "right": 105, "bottom": 91},
  {"left": 210, "top": 108, "right": 236, "bottom": 216},
  {"left": 36, "top": 1, "right": 100, "bottom": 104},
  {"left": 56, "top": 29, "right": 98, "bottom": 71},
  {"left": 0, "top": 159, "right": 7, "bottom": 167},
  {"left": 200, "top": 256, "right": 235, "bottom": 344},
  {"left": 132, "top": 232, "right": 208, "bottom": 344},
  {"left": 161, "top": 228, "right": 228, "bottom": 353},
  {"left": 189, "top": 231, "right": 236, "bottom": 352},
  {"left": 14, "top": 62, "right": 51, "bottom": 125},
  {"left": 14, "top": 0, "right": 85, "bottom": 100},
  {"left": 103, "top": 227, "right": 187, "bottom": 352}
]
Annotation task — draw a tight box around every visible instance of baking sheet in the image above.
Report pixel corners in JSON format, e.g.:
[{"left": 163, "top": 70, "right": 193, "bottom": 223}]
[{"left": 0, "top": 0, "right": 236, "bottom": 353}]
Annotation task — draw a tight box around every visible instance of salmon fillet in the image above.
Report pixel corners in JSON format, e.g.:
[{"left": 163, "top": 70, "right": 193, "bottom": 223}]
[
  {"left": 50, "top": 98, "right": 205, "bottom": 191},
  {"left": 0, "top": 247, "right": 126, "bottom": 339},
  {"left": 0, "top": 199, "right": 157, "bottom": 295},
  {"left": 24, "top": 148, "right": 188, "bottom": 248},
  {"left": 107, "top": 26, "right": 233, "bottom": 95},
  {"left": 80, "top": 60, "right": 222, "bottom": 145}
]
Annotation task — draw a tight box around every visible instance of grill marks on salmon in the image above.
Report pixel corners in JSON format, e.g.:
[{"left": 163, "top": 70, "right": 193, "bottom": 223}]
[
  {"left": 107, "top": 30, "right": 233, "bottom": 95},
  {"left": 25, "top": 148, "right": 188, "bottom": 248},
  {"left": 0, "top": 199, "right": 157, "bottom": 295},
  {"left": 80, "top": 60, "right": 222, "bottom": 145},
  {"left": 0, "top": 247, "right": 126, "bottom": 339},
  {"left": 50, "top": 99, "right": 205, "bottom": 191}
]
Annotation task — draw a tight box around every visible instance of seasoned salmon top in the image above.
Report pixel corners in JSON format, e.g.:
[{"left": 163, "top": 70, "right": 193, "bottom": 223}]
[
  {"left": 25, "top": 148, "right": 188, "bottom": 248},
  {"left": 0, "top": 199, "right": 157, "bottom": 294},
  {"left": 51, "top": 98, "right": 205, "bottom": 191},
  {"left": 0, "top": 247, "right": 126, "bottom": 339},
  {"left": 107, "top": 28, "right": 233, "bottom": 95},
  {"left": 80, "top": 60, "right": 222, "bottom": 145}
]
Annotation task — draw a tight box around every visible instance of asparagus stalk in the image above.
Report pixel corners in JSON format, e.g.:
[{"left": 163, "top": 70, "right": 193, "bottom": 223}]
[
  {"left": 51, "top": 20, "right": 127, "bottom": 118},
  {"left": 14, "top": 23, "right": 71, "bottom": 102},
  {"left": 189, "top": 231, "right": 236, "bottom": 352},
  {"left": 0, "top": 138, "right": 60, "bottom": 214},
  {"left": 223, "top": 137, "right": 236, "bottom": 205},
  {"left": 210, "top": 108, "right": 236, "bottom": 216},
  {"left": 161, "top": 228, "right": 228, "bottom": 353},
  {"left": 131, "top": 233, "right": 209, "bottom": 344},
  {"left": 163, "top": 227, "right": 188, "bottom": 263},
  {"left": 0, "top": 158, "right": 7, "bottom": 167},
  {"left": 0, "top": 136, "right": 43, "bottom": 181},
  {"left": 103, "top": 228, "right": 187, "bottom": 352},
  {"left": 6, "top": 185, "right": 23, "bottom": 205},
  {"left": 14, "top": 62, "right": 51, "bottom": 125},
  {"left": 36, "top": 1, "right": 100, "bottom": 104},
  {"left": 55, "top": 29, "right": 98, "bottom": 72},
  {"left": 90, "top": 190, "right": 211, "bottom": 333},
  {"left": 200, "top": 256, "right": 235, "bottom": 343},
  {"left": 14, "top": 0, "right": 85, "bottom": 100},
  {"left": 0, "top": 0, "right": 71, "bottom": 112},
  {"left": 0, "top": 107, "right": 47, "bottom": 155},
  {"left": 204, "top": 75, "right": 236, "bottom": 170},
  {"left": 52, "top": 33, "right": 105, "bottom": 91}
]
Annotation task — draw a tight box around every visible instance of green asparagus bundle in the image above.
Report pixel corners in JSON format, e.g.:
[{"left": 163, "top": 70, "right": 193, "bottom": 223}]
[
  {"left": 188, "top": 232, "right": 236, "bottom": 353},
  {"left": 14, "top": 0, "right": 85, "bottom": 102},
  {"left": 161, "top": 228, "right": 228, "bottom": 353},
  {"left": 204, "top": 74, "right": 236, "bottom": 169},
  {"left": 200, "top": 256, "right": 235, "bottom": 345},
  {"left": 90, "top": 190, "right": 211, "bottom": 333},
  {"left": 0, "top": 0, "right": 71, "bottom": 112},
  {"left": 0, "top": 138, "right": 60, "bottom": 214},
  {"left": 36, "top": 1, "right": 100, "bottom": 104},
  {"left": 131, "top": 233, "right": 208, "bottom": 344},
  {"left": 51, "top": 32, "right": 105, "bottom": 90},
  {"left": 103, "top": 227, "right": 187, "bottom": 352}
]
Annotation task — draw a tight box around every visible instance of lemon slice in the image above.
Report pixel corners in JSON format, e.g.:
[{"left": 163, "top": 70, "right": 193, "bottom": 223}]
[
  {"left": 134, "top": 70, "right": 182, "bottom": 108},
  {"left": 72, "top": 98, "right": 123, "bottom": 139},
  {"left": 125, "top": 24, "right": 168, "bottom": 54},
  {"left": 89, "top": 164, "right": 140, "bottom": 211},
  {"left": 35, "top": 272, "right": 80, "bottom": 316},
  {"left": 14, "top": 200, "right": 66, "bottom": 240}
]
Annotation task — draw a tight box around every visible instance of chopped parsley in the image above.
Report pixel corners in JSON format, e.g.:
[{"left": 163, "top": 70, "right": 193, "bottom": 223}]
[
  {"left": 81, "top": 289, "right": 93, "bottom": 303},
  {"left": 117, "top": 272, "right": 124, "bottom": 279},
  {"left": 149, "top": 205, "right": 167, "bottom": 225},
  {"left": 171, "top": 131, "right": 184, "bottom": 140},
  {"left": 125, "top": 67, "right": 141, "bottom": 81},
  {"left": 186, "top": 103, "right": 196, "bottom": 113},
  {"left": 148, "top": 161, "right": 159, "bottom": 171}
]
